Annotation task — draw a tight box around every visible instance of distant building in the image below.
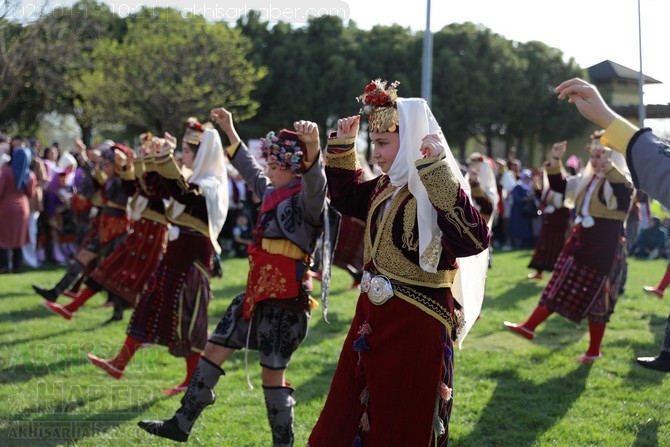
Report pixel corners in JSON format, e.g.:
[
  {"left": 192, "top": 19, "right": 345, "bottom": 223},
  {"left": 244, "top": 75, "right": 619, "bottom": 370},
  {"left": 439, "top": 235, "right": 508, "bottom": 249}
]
[{"left": 588, "top": 60, "right": 670, "bottom": 121}]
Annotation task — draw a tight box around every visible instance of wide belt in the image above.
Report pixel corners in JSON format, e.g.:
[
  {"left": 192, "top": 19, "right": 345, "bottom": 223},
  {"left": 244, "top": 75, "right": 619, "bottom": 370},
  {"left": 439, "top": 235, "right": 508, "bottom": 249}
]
[{"left": 361, "top": 271, "right": 394, "bottom": 305}]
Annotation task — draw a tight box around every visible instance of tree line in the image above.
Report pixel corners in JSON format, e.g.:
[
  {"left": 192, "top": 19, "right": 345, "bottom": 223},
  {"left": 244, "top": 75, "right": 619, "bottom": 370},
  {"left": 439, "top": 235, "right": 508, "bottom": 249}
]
[{"left": 0, "top": 0, "right": 589, "bottom": 164}]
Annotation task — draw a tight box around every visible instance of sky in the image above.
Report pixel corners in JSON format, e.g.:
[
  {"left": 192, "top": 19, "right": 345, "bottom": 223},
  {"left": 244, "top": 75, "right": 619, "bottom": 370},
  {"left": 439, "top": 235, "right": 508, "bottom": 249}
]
[{"left": 23, "top": 0, "right": 670, "bottom": 132}]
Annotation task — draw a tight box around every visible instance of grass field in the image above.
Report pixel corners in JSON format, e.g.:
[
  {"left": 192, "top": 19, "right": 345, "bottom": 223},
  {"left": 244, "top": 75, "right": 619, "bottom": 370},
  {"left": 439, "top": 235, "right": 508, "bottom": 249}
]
[{"left": 1, "top": 250, "right": 670, "bottom": 446}]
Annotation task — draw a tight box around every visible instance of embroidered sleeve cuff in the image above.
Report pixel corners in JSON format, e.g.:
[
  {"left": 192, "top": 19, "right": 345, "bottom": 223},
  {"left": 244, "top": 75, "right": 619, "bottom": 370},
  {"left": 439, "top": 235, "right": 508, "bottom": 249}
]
[
  {"left": 545, "top": 162, "right": 562, "bottom": 175},
  {"left": 601, "top": 116, "right": 638, "bottom": 154},
  {"left": 93, "top": 170, "right": 107, "bottom": 185},
  {"left": 154, "top": 153, "right": 182, "bottom": 179},
  {"left": 326, "top": 136, "right": 356, "bottom": 154},
  {"left": 415, "top": 152, "right": 446, "bottom": 171},
  {"left": 118, "top": 165, "right": 135, "bottom": 180},
  {"left": 470, "top": 183, "right": 485, "bottom": 197},
  {"left": 325, "top": 144, "right": 360, "bottom": 171},
  {"left": 226, "top": 141, "right": 241, "bottom": 159},
  {"left": 604, "top": 165, "right": 627, "bottom": 183}
]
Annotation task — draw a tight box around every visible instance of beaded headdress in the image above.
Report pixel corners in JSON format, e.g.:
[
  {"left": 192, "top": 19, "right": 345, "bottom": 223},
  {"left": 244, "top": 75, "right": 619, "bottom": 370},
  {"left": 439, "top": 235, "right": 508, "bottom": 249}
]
[
  {"left": 260, "top": 129, "right": 305, "bottom": 172},
  {"left": 357, "top": 78, "right": 400, "bottom": 133},
  {"left": 183, "top": 117, "right": 205, "bottom": 145}
]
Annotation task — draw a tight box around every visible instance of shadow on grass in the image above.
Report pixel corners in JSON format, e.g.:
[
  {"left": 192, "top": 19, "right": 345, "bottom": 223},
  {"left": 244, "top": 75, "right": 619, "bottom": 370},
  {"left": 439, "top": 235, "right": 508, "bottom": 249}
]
[
  {"left": 1, "top": 392, "right": 160, "bottom": 447},
  {"left": 0, "top": 290, "right": 41, "bottom": 299},
  {"left": 455, "top": 364, "right": 591, "bottom": 447},
  {"left": 633, "top": 418, "right": 660, "bottom": 447},
  {"left": 0, "top": 324, "right": 104, "bottom": 351},
  {"left": 483, "top": 282, "right": 545, "bottom": 313},
  {"left": 0, "top": 356, "right": 92, "bottom": 385},
  {"left": 0, "top": 306, "right": 59, "bottom": 324}
]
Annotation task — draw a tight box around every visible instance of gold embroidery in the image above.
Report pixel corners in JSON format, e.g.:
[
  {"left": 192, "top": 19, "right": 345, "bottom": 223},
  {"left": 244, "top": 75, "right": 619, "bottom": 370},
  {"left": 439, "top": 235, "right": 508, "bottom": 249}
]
[
  {"left": 369, "top": 185, "right": 455, "bottom": 288},
  {"left": 394, "top": 284, "right": 463, "bottom": 336},
  {"left": 363, "top": 180, "right": 396, "bottom": 264},
  {"left": 325, "top": 149, "right": 361, "bottom": 171},
  {"left": 419, "top": 160, "right": 484, "bottom": 251},
  {"left": 401, "top": 199, "right": 418, "bottom": 251},
  {"left": 420, "top": 234, "right": 442, "bottom": 268}
]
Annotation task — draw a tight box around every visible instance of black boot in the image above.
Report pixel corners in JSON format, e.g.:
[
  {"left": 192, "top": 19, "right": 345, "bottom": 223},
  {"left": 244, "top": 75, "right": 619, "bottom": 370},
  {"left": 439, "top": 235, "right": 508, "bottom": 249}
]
[
  {"left": 637, "top": 350, "right": 670, "bottom": 372},
  {"left": 263, "top": 386, "right": 296, "bottom": 447},
  {"left": 32, "top": 285, "right": 58, "bottom": 302},
  {"left": 101, "top": 295, "right": 124, "bottom": 326},
  {"left": 33, "top": 261, "right": 85, "bottom": 302},
  {"left": 637, "top": 312, "right": 670, "bottom": 372},
  {"left": 138, "top": 357, "right": 224, "bottom": 441}
]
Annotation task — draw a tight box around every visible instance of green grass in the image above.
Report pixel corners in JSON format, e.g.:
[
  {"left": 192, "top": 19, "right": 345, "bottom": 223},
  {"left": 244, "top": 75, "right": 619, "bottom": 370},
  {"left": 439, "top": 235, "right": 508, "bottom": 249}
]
[{"left": 1, "top": 251, "right": 670, "bottom": 446}]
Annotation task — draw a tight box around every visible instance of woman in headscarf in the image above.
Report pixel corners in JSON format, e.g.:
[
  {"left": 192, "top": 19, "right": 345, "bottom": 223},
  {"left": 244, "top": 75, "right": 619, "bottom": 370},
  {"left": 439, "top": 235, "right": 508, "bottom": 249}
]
[
  {"left": 307, "top": 79, "right": 490, "bottom": 447},
  {"left": 86, "top": 118, "right": 228, "bottom": 396},
  {"left": 526, "top": 141, "right": 574, "bottom": 280},
  {"left": 504, "top": 133, "right": 633, "bottom": 363},
  {"left": 0, "top": 138, "right": 36, "bottom": 273}
]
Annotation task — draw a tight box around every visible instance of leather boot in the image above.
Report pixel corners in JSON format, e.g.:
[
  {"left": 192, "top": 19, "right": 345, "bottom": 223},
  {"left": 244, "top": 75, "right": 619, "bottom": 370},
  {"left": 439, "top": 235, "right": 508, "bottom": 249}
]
[
  {"left": 138, "top": 357, "right": 224, "bottom": 441},
  {"left": 263, "top": 385, "right": 296, "bottom": 447},
  {"left": 32, "top": 261, "right": 85, "bottom": 302}
]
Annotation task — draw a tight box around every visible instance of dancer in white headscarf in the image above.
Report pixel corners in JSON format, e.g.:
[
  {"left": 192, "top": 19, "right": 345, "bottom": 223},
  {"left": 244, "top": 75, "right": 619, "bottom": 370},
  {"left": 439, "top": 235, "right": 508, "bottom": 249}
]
[
  {"left": 308, "top": 79, "right": 490, "bottom": 447},
  {"left": 504, "top": 133, "right": 633, "bottom": 363},
  {"left": 87, "top": 118, "right": 229, "bottom": 395}
]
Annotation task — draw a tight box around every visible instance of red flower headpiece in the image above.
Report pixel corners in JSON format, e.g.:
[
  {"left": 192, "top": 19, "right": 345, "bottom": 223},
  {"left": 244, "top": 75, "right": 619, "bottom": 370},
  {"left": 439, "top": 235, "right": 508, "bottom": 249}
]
[{"left": 357, "top": 78, "right": 400, "bottom": 133}]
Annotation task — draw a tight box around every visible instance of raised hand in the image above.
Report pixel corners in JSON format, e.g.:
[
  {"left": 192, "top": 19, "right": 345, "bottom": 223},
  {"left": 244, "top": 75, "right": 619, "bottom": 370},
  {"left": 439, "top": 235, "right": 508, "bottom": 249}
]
[
  {"left": 336, "top": 116, "right": 360, "bottom": 140},
  {"left": 420, "top": 133, "right": 445, "bottom": 158}
]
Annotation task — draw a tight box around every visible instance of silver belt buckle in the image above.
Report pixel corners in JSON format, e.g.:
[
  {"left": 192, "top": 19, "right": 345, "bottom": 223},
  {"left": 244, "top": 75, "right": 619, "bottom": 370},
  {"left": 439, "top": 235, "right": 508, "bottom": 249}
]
[{"left": 361, "top": 271, "right": 393, "bottom": 305}]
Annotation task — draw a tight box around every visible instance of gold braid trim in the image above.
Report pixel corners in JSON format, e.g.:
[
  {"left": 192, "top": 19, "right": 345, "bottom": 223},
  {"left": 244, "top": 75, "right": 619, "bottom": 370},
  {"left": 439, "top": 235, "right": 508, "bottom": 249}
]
[
  {"left": 325, "top": 147, "right": 361, "bottom": 171},
  {"left": 370, "top": 185, "right": 457, "bottom": 287},
  {"left": 418, "top": 160, "right": 484, "bottom": 251},
  {"left": 118, "top": 165, "right": 135, "bottom": 181},
  {"left": 394, "top": 284, "right": 464, "bottom": 336},
  {"left": 165, "top": 202, "right": 209, "bottom": 238},
  {"left": 363, "top": 180, "right": 396, "bottom": 264},
  {"left": 140, "top": 207, "right": 168, "bottom": 225},
  {"left": 401, "top": 192, "right": 418, "bottom": 251}
]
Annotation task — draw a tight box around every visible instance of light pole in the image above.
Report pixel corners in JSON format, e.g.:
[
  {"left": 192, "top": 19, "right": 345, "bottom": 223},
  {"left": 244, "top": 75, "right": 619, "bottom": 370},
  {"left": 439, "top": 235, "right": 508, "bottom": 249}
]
[
  {"left": 638, "top": 0, "right": 645, "bottom": 126},
  {"left": 421, "top": 0, "right": 433, "bottom": 107}
]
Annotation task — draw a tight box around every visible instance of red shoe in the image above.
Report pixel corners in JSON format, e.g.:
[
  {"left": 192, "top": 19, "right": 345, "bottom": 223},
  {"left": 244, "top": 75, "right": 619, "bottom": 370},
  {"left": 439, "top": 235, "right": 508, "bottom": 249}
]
[
  {"left": 162, "top": 385, "right": 187, "bottom": 396},
  {"left": 576, "top": 353, "right": 602, "bottom": 363},
  {"left": 503, "top": 321, "right": 534, "bottom": 340},
  {"left": 62, "top": 290, "right": 78, "bottom": 299},
  {"left": 312, "top": 271, "right": 323, "bottom": 282},
  {"left": 643, "top": 286, "right": 664, "bottom": 299},
  {"left": 86, "top": 353, "right": 123, "bottom": 380},
  {"left": 42, "top": 301, "right": 73, "bottom": 320},
  {"left": 527, "top": 272, "right": 543, "bottom": 280}
]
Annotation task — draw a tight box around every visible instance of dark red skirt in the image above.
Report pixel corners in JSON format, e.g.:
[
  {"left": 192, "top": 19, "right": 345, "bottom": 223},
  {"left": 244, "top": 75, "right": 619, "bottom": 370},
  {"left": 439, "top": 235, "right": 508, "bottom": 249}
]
[
  {"left": 333, "top": 215, "right": 365, "bottom": 272},
  {"left": 308, "top": 293, "right": 452, "bottom": 447},
  {"left": 528, "top": 207, "right": 571, "bottom": 272},
  {"left": 127, "top": 231, "right": 212, "bottom": 357},
  {"left": 89, "top": 217, "right": 167, "bottom": 303}
]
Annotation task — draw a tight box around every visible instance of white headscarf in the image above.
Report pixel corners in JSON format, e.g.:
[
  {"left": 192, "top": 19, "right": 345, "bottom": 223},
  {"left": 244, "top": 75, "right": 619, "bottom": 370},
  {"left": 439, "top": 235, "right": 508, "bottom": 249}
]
[
  {"left": 171, "top": 128, "right": 229, "bottom": 254},
  {"left": 395, "top": 98, "right": 489, "bottom": 346}
]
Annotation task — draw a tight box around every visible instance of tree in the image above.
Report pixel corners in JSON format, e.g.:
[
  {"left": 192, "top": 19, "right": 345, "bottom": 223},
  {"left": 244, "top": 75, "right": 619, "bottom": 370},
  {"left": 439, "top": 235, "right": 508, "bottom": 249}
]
[
  {"left": 74, "top": 7, "right": 265, "bottom": 141},
  {"left": 0, "top": 1, "right": 122, "bottom": 136}
]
